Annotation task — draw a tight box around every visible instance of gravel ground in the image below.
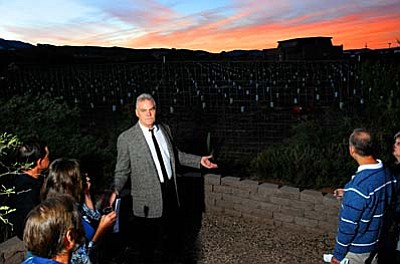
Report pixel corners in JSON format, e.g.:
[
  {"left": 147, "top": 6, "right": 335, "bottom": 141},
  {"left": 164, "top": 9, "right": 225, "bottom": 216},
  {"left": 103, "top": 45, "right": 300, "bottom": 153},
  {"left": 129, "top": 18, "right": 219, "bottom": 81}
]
[
  {"left": 103, "top": 211, "right": 336, "bottom": 264},
  {"left": 197, "top": 213, "right": 335, "bottom": 264}
]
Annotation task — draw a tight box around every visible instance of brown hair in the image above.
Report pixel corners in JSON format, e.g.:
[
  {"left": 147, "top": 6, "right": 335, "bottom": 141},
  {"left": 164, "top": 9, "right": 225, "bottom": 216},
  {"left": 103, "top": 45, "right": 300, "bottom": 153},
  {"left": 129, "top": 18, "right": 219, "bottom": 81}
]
[
  {"left": 23, "top": 194, "right": 84, "bottom": 258},
  {"left": 41, "top": 158, "right": 83, "bottom": 202}
]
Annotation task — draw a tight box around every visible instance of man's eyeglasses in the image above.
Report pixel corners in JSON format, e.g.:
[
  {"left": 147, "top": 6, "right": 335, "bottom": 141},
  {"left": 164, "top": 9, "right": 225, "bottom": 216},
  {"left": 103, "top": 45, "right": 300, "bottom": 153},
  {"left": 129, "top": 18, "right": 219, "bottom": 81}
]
[{"left": 395, "top": 141, "right": 400, "bottom": 147}]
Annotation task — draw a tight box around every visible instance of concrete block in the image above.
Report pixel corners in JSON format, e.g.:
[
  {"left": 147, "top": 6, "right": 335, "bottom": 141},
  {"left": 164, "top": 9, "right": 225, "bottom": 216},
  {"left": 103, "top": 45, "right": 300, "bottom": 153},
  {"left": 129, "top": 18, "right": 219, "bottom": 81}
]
[
  {"left": 215, "top": 198, "right": 234, "bottom": 209},
  {"left": 222, "top": 194, "right": 242, "bottom": 205},
  {"left": 232, "top": 187, "right": 251, "bottom": 198},
  {"left": 304, "top": 210, "right": 327, "bottom": 221},
  {"left": 204, "top": 184, "right": 214, "bottom": 193},
  {"left": 276, "top": 186, "right": 300, "bottom": 200},
  {"left": 300, "top": 190, "right": 324, "bottom": 203},
  {"left": 250, "top": 193, "right": 270, "bottom": 203},
  {"left": 205, "top": 197, "right": 216, "bottom": 207},
  {"left": 213, "top": 185, "right": 233, "bottom": 194},
  {"left": 279, "top": 206, "right": 304, "bottom": 217},
  {"left": 290, "top": 199, "right": 313, "bottom": 210},
  {"left": 314, "top": 203, "right": 333, "bottom": 212},
  {"left": 250, "top": 193, "right": 271, "bottom": 203},
  {"left": 323, "top": 193, "right": 341, "bottom": 206},
  {"left": 204, "top": 174, "right": 221, "bottom": 185},
  {"left": 258, "top": 201, "right": 280, "bottom": 212},
  {"left": 270, "top": 196, "right": 292, "bottom": 206},
  {"left": 257, "top": 183, "right": 278, "bottom": 198},
  {"left": 204, "top": 192, "right": 222, "bottom": 201},
  {"left": 324, "top": 216, "right": 339, "bottom": 226},
  {"left": 221, "top": 176, "right": 242, "bottom": 188},
  {"left": 234, "top": 203, "right": 254, "bottom": 215},
  {"left": 326, "top": 208, "right": 341, "bottom": 218},
  {"left": 238, "top": 179, "right": 259, "bottom": 193},
  {"left": 251, "top": 208, "right": 274, "bottom": 219},
  {"left": 273, "top": 212, "right": 294, "bottom": 223},
  {"left": 239, "top": 197, "right": 262, "bottom": 209},
  {"left": 0, "top": 236, "right": 26, "bottom": 264}
]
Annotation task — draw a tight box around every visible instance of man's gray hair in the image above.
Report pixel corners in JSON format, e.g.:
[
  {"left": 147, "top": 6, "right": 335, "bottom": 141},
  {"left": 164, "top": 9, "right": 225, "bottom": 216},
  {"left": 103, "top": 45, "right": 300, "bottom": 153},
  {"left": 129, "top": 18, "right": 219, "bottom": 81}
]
[
  {"left": 394, "top": 131, "right": 400, "bottom": 140},
  {"left": 136, "top": 93, "right": 156, "bottom": 109}
]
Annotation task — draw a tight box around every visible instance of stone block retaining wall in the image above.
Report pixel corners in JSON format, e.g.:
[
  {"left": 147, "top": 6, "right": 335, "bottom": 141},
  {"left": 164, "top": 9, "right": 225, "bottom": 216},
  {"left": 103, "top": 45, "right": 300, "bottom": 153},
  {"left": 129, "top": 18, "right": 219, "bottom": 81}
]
[{"left": 204, "top": 174, "right": 340, "bottom": 236}]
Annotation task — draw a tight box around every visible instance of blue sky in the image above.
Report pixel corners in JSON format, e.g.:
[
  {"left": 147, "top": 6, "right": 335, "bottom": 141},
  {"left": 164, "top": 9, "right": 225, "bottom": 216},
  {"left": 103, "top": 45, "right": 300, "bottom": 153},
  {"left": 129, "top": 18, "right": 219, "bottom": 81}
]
[{"left": 1, "top": 0, "right": 399, "bottom": 52}]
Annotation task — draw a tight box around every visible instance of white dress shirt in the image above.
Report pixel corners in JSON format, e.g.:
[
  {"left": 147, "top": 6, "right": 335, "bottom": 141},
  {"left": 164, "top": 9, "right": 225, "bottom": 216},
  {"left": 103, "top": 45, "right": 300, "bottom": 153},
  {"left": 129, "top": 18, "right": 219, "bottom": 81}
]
[{"left": 139, "top": 123, "right": 172, "bottom": 183}]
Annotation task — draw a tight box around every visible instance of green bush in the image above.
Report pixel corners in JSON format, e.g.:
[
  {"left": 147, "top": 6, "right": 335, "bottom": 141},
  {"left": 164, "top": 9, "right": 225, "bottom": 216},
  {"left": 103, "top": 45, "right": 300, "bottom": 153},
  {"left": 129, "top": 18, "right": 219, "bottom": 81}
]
[
  {"left": 0, "top": 95, "right": 118, "bottom": 189},
  {"left": 0, "top": 133, "right": 21, "bottom": 242},
  {"left": 250, "top": 115, "right": 355, "bottom": 189},
  {"left": 250, "top": 62, "right": 400, "bottom": 190}
]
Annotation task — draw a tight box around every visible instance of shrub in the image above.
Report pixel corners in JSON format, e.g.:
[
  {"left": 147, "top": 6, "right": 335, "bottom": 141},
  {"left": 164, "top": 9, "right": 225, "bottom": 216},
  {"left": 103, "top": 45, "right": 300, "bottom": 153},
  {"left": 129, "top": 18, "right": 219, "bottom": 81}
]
[
  {"left": 0, "top": 95, "right": 117, "bottom": 189},
  {"left": 250, "top": 61, "right": 400, "bottom": 190}
]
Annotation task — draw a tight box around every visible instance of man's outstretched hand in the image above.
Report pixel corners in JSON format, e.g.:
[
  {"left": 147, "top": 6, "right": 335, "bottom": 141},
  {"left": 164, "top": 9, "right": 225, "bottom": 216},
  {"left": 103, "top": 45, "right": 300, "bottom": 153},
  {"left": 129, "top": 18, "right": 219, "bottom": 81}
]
[{"left": 200, "top": 155, "right": 218, "bottom": 169}]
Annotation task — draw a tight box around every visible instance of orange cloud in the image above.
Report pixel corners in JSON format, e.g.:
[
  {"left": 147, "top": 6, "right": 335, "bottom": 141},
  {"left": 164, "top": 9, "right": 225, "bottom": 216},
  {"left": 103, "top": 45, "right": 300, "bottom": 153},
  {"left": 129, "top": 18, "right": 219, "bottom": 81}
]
[{"left": 123, "top": 9, "right": 400, "bottom": 52}]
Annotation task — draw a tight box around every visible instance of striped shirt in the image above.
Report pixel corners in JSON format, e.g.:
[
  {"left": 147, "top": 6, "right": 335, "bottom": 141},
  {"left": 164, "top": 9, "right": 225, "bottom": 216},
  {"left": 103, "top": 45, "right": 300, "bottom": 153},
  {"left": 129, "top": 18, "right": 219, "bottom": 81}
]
[{"left": 333, "top": 160, "right": 396, "bottom": 261}]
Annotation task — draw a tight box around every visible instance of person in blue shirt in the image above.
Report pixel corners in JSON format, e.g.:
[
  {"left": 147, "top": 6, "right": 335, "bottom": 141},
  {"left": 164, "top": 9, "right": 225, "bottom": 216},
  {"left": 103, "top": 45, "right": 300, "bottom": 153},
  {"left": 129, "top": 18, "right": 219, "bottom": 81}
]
[
  {"left": 331, "top": 128, "right": 395, "bottom": 264},
  {"left": 22, "top": 195, "right": 84, "bottom": 264}
]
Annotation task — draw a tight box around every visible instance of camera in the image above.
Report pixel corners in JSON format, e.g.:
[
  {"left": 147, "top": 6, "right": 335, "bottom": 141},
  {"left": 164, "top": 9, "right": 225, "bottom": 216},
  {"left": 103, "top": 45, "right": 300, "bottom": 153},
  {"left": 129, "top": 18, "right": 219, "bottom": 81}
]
[{"left": 102, "top": 206, "right": 113, "bottom": 215}]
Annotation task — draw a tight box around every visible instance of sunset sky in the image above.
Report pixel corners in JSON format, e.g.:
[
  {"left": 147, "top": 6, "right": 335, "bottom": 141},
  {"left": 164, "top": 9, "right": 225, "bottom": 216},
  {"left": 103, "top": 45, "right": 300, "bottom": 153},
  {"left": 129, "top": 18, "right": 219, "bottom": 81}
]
[{"left": 1, "top": 0, "right": 399, "bottom": 52}]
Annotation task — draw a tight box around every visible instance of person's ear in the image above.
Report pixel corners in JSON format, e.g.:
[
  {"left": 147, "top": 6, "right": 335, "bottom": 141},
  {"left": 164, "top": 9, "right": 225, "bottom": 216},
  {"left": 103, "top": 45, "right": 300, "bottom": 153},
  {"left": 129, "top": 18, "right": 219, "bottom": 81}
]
[
  {"left": 64, "top": 229, "right": 76, "bottom": 252},
  {"left": 349, "top": 145, "right": 356, "bottom": 157},
  {"left": 34, "top": 158, "right": 42, "bottom": 169},
  {"left": 36, "top": 157, "right": 46, "bottom": 169}
]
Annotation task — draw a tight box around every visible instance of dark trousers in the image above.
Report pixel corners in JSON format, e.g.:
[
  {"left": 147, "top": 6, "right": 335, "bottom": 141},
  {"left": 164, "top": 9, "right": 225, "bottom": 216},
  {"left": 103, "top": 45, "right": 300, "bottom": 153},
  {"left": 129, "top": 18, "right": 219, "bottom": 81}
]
[{"left": 131, "top": 178, "right": 183, "bottom": 263}]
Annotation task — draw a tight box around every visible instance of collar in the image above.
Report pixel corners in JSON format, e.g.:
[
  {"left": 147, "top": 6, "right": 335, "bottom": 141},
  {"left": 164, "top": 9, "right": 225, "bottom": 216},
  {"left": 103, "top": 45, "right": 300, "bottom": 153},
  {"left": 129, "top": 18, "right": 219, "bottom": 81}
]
[
  {"left": 138, "top": 122, "right": 159, "bottom": 133},
  {"left": 356, "top": 159, "right": 383, "bottom": 173}
]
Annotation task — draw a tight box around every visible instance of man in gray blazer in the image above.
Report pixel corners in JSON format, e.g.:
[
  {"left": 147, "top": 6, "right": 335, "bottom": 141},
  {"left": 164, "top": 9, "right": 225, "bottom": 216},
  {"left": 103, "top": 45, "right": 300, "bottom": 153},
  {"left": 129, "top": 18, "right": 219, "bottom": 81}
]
[{"left": 109, "top": 93, "right": 217, "bottom": 262}]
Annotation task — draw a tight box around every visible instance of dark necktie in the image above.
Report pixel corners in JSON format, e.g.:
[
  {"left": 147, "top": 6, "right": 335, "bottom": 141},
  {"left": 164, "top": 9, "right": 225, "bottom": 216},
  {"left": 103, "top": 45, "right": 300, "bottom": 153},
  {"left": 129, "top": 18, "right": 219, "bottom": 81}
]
[{"left": 149, "top": 128, "right": 168, "bottom": 181}]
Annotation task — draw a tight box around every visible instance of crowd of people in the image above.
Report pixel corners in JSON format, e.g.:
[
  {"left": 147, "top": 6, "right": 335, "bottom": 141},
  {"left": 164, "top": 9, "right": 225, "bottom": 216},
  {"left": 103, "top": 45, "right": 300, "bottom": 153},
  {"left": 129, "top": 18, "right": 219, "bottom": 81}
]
[{"left": 5, "top": 93, "right": 400, "bottom": 264}]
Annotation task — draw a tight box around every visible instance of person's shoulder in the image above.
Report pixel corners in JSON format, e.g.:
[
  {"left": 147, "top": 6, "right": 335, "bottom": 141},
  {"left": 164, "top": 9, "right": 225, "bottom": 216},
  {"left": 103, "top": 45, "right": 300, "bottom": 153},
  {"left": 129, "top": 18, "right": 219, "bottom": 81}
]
[
  {"left": 158, "top": 123, "right": 171, "bottom": 134},
  {"left": 118, "top": 124, "right": 139, "bottom": 138},
  {"left": 15, "top": 172, "right": 36, "bottom": 186},
  {"left": 22, "top": 256, "right": 60, "bottom": 264}
]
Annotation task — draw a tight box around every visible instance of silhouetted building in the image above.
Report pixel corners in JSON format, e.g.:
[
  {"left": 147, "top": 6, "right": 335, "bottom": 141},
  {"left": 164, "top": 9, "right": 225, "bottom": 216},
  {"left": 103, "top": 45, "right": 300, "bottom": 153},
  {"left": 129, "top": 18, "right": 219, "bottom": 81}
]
[{"left": 277, "top": 37, "right": 343, "bottom": 60}]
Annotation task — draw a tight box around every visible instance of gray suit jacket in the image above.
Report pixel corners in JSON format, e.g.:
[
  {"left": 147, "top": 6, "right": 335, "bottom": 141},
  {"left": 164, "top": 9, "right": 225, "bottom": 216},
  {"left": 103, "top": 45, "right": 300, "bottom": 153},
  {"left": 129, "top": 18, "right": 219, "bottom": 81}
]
[{"left": 114, "top": 122, "right": 201, "bottom": 218}]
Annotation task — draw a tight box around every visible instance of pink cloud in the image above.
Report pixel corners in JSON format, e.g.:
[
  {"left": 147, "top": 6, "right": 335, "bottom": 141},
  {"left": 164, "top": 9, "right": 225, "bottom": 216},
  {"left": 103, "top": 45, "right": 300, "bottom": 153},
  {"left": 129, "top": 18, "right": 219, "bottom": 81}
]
[{"left": 123, "top": 3, "right": 400, "bottom": 52}]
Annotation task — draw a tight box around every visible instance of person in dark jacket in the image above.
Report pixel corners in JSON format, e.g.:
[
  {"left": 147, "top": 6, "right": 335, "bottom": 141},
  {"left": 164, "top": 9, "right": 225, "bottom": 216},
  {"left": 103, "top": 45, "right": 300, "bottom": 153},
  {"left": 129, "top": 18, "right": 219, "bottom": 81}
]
[
  {"left": 109, "top": 93, "right": 218, "bottom": 262},
  {"left": 9, "top": 138, "right": 50, "bottom": 239},
  {"left": 378, "top": 131, "right": 400, "bottom": 264}
]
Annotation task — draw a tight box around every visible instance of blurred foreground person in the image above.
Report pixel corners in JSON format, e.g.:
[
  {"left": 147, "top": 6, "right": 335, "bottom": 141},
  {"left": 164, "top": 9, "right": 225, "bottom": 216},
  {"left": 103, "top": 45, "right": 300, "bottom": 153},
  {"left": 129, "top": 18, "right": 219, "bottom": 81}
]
[
  {"left": 9, "top": 138, "right": 50, "bottom": 240},
  {"left": 22, "top": 195, "right": 84, "bottom": 264},
  {"left": 378, "top": 132, "right": 400, "bottom": 263},
  {"left": 42, "top": 158, "right": 116, "bottom": 263}
]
